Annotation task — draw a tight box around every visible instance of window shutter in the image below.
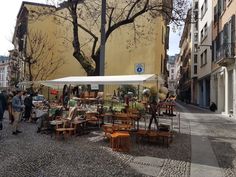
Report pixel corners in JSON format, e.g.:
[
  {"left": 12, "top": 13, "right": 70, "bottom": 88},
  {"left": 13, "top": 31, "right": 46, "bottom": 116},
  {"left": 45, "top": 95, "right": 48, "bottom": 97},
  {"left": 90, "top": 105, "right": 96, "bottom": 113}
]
[
  {"left": 231, "top": 15, "right": 235, "bottom": 56},
  {"left": 223, "top": 23, "right": 228, "bottom": 45},
  {"left": 223, "top": 23, "right": 229, "bottom": 57}
]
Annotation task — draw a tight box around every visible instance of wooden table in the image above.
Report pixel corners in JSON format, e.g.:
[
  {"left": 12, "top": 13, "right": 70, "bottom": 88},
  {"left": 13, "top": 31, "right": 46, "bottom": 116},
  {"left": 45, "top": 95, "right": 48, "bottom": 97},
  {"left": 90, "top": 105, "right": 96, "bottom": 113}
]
[
  {"left": 100, "top": 113, "right": 114, "bottom": 124},
  {"left": 71, "top": 120, "right": 88, "bottom": 135}
]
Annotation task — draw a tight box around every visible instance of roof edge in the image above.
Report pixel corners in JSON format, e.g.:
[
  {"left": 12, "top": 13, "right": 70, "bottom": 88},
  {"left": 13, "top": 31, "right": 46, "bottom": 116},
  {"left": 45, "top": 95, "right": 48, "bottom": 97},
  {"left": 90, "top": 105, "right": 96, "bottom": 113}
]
[{"left": 17, "top": 1, "right": 56, "bottom": 18}]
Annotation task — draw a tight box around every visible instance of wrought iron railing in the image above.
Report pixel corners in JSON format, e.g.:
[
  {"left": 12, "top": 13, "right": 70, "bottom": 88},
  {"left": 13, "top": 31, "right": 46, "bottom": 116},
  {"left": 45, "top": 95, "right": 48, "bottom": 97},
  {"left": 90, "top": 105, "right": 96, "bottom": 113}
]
[{"left": 216, "top": 43, "right": 235, "bottom": 61}]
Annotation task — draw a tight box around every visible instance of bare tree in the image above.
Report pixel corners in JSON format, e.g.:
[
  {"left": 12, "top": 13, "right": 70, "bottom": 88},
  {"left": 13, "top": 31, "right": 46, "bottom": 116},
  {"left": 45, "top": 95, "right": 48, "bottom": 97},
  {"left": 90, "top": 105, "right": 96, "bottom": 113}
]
[
  {"left": 35, "top": 0, "right": 189, "bottom": 76},
  {"left": 19, "top": 30, "right": 65, "bottom": 82}
]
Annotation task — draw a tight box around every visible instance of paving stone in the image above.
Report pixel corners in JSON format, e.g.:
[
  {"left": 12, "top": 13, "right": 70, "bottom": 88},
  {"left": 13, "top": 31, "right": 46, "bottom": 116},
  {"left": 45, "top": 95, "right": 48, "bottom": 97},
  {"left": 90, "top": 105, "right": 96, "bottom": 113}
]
[{"left": 0, "top": 109, "right": 192, "bottom": 177}]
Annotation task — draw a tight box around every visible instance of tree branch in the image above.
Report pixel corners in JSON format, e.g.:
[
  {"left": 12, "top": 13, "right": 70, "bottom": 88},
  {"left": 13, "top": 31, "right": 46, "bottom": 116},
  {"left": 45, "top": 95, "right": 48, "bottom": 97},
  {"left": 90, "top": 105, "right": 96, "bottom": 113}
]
[{"left": 106, "top": 0, "right": 149, "bottom": 42}]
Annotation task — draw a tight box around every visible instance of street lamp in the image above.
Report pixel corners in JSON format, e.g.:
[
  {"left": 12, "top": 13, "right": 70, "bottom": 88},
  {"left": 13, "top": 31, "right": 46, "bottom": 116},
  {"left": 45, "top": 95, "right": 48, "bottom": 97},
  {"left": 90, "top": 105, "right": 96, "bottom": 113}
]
[{"left": 99, "top": 0, "right": 106, "bottom": 91}]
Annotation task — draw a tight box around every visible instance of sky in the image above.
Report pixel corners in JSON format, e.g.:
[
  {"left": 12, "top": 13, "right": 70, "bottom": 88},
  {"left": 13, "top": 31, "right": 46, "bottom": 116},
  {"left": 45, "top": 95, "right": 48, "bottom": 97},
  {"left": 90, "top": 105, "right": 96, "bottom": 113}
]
[
  {"left": 168, "top": 29, "right": 181, "bottom": 56},
  {"left": 0, "top": 0, "right": 180, "bottom": 56},
  {"left": 0, "top": 0, "right": 46, "bottom": 56}
]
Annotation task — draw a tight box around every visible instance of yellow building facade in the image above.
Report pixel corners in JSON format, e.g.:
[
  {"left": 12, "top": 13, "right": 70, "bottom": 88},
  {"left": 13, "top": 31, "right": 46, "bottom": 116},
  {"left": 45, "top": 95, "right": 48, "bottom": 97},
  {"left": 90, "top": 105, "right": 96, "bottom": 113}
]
[{"left": 13, "top": 2, "right": 169, "bottom": 94}]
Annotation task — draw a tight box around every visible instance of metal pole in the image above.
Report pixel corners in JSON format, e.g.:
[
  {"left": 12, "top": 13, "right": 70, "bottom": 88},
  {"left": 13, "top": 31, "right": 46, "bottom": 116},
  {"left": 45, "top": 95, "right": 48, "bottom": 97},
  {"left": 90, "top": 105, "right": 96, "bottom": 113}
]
[{"left": 99, "top": 0, "right": 106, "bottom": 91}]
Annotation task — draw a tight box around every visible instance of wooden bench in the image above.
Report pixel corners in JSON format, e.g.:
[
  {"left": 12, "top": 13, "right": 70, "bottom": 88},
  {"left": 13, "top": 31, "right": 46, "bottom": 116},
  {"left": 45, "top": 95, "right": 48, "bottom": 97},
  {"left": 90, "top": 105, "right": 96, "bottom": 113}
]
[{"left": 136, "top": 129, "right": 173, "bottom": 147}]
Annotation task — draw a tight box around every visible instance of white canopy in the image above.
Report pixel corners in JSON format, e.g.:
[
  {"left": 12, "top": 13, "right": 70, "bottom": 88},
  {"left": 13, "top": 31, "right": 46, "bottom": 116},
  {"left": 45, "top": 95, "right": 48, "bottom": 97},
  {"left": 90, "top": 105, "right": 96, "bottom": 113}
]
[{"left": 19, "top": 74, "right": 163, "bottom": 89}]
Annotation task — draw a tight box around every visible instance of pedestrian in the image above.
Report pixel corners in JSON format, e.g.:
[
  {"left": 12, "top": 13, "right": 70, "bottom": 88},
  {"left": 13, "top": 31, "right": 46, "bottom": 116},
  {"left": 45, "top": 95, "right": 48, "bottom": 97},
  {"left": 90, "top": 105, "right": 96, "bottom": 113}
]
[
  {"left": 24, "top": 93, "right": 35, "bottom": 122},
  {"left": 148, "top": 98, "right": 158, "bottom": 130},
  {"left": 12, "top": 89, "right": 25, "bottom": 135},
  {"left": 7, "top": 93, "right": 14, "bottom": 124},
  {"left": 0, "top": 90, "right": 7, "bottom": 130}
]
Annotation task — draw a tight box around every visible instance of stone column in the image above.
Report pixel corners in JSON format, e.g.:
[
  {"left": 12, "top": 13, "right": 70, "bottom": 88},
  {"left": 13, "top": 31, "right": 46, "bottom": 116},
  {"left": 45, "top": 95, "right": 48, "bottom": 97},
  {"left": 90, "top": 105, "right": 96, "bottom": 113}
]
[
  {"left": 203, "top": 79, "right": 207, "bottom": 107},
  {"left": 224, "top": 67, "right": 229, "bottom": 115}
]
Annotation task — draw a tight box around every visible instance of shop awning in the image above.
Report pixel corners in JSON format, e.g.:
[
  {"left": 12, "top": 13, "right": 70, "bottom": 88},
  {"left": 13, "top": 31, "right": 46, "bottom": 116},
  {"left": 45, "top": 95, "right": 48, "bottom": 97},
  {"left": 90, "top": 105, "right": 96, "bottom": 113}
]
[{"left": 19, "top": 74, "right": 163, "bottom": 89}]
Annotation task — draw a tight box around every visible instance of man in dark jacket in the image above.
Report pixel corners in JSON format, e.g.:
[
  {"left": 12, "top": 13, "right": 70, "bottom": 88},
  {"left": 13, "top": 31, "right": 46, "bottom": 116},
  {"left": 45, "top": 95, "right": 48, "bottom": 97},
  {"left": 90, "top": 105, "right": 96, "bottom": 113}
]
[
  {"left": 0, "top": 91, "right": 7, "bottom": 130},
  {"left": 24, "top": 94, "right": 35, "bottom": 122},
  {"left": 148, "top": 98, "right": 158, "bottom": 130}
]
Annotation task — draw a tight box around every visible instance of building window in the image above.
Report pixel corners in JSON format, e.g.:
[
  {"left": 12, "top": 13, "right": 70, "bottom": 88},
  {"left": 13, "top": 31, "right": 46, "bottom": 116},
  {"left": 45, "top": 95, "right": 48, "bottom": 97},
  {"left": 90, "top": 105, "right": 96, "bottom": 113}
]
[
  {"left": 195, "top": 21, "right": 198, "bottom": 31},
  {"left": 194, "top": 33, "right": 198, "bottom": 42},
  {"left": 204, "top": 23, "right": 208, "bottom": 36},
  {"left": 213, "top": 40, "right": 217, "bottom": 61},
  {"left": 201, "top": 23, "right": 208, "bottom": 42},
  {"left": 194, "top": 55, "right": 198, "bottom": 63},
  {"left": 201, "top": 53, "right": 203, "bottom": 66},
  {"left": 201, "top": 29, "right": 204, "bottom": 41},
  {"left": 201, "top": 0, "right": 208, "bottom": 19},
  {"left": 201, "top": 5, "right": 204, "bottom": 18},
  {"left": 220, "top": 15, "right": 236, "bottom": 58},
  {"left": 194, "top": 11, "right": 198, "bottom": 22},
  {"left": 214, "top": 5, "right": 219, "bottom": 23},
  {"left": 219, "top": 0, "right": 226, "bottom": 15},
  {"left": 194, "top": 65, "right": 197, "bottom": 74},
  {"left": 194, "top": 44, "right": 198, "bottom": 53},
  {"left": 200, "top": 49, "right": 207, "bottom": 66},
  {"left": 194, "top": 1, "right": 198, "bottom": 10},
  {"left": 204, "top": 50, "right": 207, "bottom": 65},
  {"left": 171, "top": 69, "right": 174, "bottom": 73}
]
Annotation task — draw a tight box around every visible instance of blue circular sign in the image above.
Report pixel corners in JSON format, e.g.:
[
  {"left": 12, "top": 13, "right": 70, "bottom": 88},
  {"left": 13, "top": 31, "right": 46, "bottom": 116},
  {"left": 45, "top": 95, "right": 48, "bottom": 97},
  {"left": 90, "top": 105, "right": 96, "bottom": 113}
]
[
  {"left": 137, "top": 67, "right": 143, "bottom": 73},
  {"left": 135, "top": 64, "right": 144, "bottom": 74}
]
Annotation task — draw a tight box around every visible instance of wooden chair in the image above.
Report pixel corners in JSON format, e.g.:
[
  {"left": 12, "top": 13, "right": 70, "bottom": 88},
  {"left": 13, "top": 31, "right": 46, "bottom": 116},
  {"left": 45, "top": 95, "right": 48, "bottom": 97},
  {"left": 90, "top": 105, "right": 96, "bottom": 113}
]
[
  {"left": 115, "top": 113, "right": 133, "bottom": 131},
  {"left": 55, "top": 120, "right": 67, "bottom": 139},
  {"left": 55, "top": 107, "right": 77, "bottom": 139},
  {"left": 55, "top": 120, "right": 75, "bottom": 140},
  {"left": 86, "top": 112, "right": 99, "bottom": 127}
]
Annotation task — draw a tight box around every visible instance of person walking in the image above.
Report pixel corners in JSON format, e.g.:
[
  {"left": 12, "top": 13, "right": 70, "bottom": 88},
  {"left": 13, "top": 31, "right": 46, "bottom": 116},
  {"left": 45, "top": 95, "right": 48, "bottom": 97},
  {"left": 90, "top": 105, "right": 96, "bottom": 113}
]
[
  {"left": 24, "top": 93, "right": 35, "bottom": 122},
  {"left": 12, "top": 89, "right": 24, "bottom": 135},
  {"left": 7, "top": 93, "right": 14, "bottom": 124},
  {"left": 148, "top": 98, "right": 158, "bottom": 130},
  {"left": 0, "top": 91, "right": 7, "bottom": 130}
]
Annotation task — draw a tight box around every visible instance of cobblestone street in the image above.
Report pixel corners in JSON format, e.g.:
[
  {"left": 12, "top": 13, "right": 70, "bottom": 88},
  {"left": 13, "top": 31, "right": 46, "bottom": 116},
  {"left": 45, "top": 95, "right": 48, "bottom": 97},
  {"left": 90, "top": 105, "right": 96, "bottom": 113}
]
[{"left": 1, "top": 102, "right": 236, "bottom": 177}]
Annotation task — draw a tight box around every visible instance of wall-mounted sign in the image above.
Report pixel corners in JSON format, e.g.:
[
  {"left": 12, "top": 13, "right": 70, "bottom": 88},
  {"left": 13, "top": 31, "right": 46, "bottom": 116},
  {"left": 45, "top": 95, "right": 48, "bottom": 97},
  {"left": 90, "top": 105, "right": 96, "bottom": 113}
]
[
  {"left": 50, "top": 89, "right": 59, "bottom": 95},
  {"left": 91, "top": 84, "right": 99, "bottom": 90},
  {"left": 135, "top": 63, "right": 145, "bottom": 74}
]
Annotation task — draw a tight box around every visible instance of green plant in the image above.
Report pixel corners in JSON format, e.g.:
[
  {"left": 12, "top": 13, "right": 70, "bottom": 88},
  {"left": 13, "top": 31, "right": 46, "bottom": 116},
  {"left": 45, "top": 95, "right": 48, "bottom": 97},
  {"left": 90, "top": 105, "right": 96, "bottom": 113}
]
[
  {"left": 134, "top": 102, "right": 146, "bottom": 115},
  {"left": 118, "top": 85, "right": 137, "bottom": 99},
  {"left": 149, "top": 86, "right": 158, "bottom": 101}
]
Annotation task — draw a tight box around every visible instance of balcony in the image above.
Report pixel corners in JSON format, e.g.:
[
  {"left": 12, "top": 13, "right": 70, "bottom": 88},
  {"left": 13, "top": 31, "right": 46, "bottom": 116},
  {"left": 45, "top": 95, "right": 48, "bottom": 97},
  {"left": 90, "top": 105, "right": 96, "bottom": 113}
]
[{"left": 216, "top": 43, "right": 235, "bottom": 66}]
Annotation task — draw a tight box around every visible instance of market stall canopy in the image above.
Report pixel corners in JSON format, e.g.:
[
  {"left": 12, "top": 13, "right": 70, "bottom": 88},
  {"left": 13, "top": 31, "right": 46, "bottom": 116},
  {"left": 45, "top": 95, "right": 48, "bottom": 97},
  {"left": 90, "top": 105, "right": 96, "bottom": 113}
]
[{"left": 20, "top": 74, "right": 161, "bottom": 89}]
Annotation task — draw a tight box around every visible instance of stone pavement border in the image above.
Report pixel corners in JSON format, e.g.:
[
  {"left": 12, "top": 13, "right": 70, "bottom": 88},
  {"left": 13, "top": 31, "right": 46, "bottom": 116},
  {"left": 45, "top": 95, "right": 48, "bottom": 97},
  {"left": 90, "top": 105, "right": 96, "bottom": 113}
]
[{"left": 176, "top": 102, "right": 224, "bottom": 177}]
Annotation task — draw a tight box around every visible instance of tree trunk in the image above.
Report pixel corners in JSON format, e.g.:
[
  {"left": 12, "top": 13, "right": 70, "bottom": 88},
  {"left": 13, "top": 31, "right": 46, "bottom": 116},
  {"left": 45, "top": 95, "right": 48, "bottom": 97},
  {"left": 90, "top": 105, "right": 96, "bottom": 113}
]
[
  {"left": 28, "top": 63, "right": 33, "bottom": 81},
  {"left": 92, "top": 51, "right": 100, "bottom": 76},
  {"left": 70, "top": 2, "right": 95, "bottom": 76},
  {"left": 73, "top": 52, "right": 95, "bottom": 76}
]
